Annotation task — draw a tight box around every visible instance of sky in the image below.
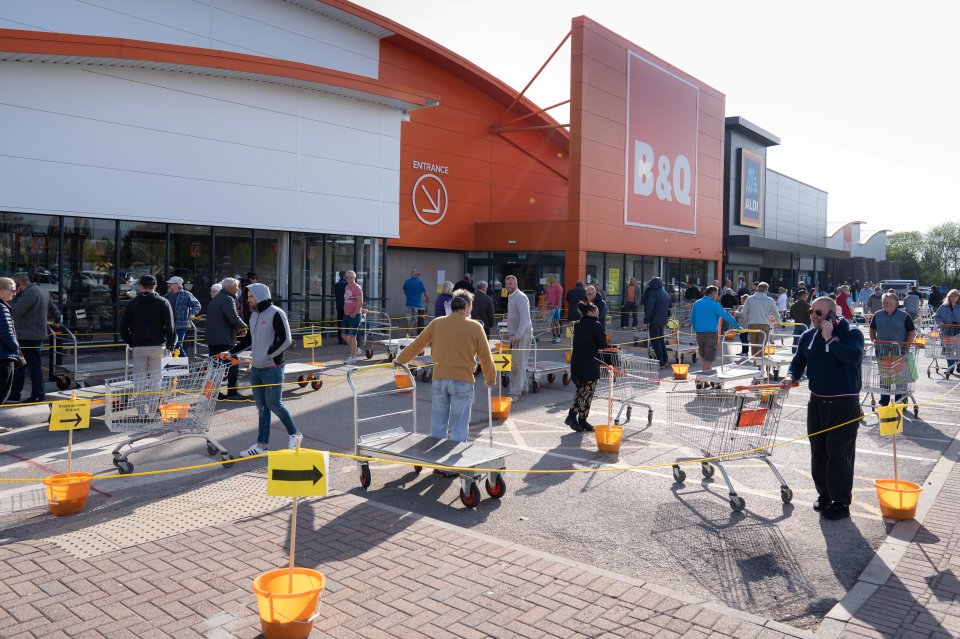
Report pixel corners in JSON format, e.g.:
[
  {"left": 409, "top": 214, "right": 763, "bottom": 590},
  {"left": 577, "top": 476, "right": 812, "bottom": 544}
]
[{"left": 354, "top": 0, "right": 958, "bottom": 235}]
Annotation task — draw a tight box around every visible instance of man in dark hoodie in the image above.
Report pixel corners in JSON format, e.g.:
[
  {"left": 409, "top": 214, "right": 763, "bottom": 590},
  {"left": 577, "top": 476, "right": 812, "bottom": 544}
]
[
  {"left": 643, "top": 276, "right": 670, "bottom": 368},
  {"left": 229, "top": 283, "right": 303, "bottom": 457},
  {"left": 120, "top": 275, "right": 176, "bottom": 378}
]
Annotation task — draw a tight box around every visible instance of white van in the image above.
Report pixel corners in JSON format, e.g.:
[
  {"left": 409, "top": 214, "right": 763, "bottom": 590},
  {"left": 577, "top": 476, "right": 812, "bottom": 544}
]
[{"left": 879, "top": 279, "right": 918, "bottom": 300}]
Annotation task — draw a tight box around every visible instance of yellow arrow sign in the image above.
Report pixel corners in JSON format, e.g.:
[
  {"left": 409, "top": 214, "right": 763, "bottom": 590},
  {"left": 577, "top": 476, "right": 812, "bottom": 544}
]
[
  {"left": 492, "top": 353, "right": 512, "bottom": 372},
  {"left": 267, "top": 449, "right": 329, "bottom": 497},
  {"left": 566, "top": 326, "right": 574, "bottom": 339},
  {"left": 303, "top": 334, "right": 322, "bottom": 348},
  {"left": 878, "top": 403, "right": 904, "bottom": 436},
  {"left": 49, "top": 399, "right": 91, "bottom": 432}
]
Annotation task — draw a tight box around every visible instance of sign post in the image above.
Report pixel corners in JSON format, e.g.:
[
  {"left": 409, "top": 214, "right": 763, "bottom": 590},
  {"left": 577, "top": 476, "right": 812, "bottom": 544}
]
[
  {"left": 303, "top": 333, "right": 323, "bottom": 366},
  {"left": 49, "top": 393, "right": 91, "bottom": 474}
]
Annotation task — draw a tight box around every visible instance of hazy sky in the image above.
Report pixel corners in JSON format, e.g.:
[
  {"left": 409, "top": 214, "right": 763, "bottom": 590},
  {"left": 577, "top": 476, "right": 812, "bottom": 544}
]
[{"left": 355, "top": 0, "right": 958, "bottom": 234}]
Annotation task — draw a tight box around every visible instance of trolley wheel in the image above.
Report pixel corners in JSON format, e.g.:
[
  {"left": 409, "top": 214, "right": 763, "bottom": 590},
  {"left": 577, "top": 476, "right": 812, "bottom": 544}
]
[
  {"left": 311, "top": 376, "right": 323, "bottom": 390},
  {"left": 562, "top": 373, "right": 570, "bottom": 386},
  {"left": 484, "top": 475, "right": 506, "bottom": 499},
  {"left": 647, "top": 409, "right": 653, "bottom": 425},
  {"left": 729, "top": 496, "right": 746, "bottom": 512},
  {"left": 547, "top": 373, "right": 556, "bottom": 384},
  {"left": 927, "top": 369, "right": 932, "bottom": 379},
  {"left": 532, "top": 380, "right": 541, "bottom": 393},
  {"left": 359, "top": 463, "right": 371, "bottom": 489},
  {"left": 672, "top": 465, "right": 686, "bottom": 483},
  {"left": 626, "top": 406, "right": 632, "bottom": 421},
  {"left": 422, "top": 369, "right": 433, "bottom": 383},
  {"left": 297, "top": 375, "right": 308, "bottom": 389},
  {"left": 913, "top": 406, "right": 919, "bottom": 418},
  {"left": 220, "top": 454, "right": 235, "bottom": 469},
  {"left": 501, "top": 375, "right": 510, "bottom": 388},
  {"left": 413, "top": 465, "right": 423, "bottom": 475},
  {"left": 206, "top": 442, "right": 219, "bottom": 456},
  {"left": 459, "top": 482, "right": 481, "bottom": 508},
  {"left": 780, "top": 487, "right": 793, "bottom": 504},
  {"left": 112, "top": 456, "right": 120, "bottom": 468},
  {"left": 387, "top": 352, "right": 395, "bottom": 362},
  {"left": 365, "top": 348, "right": 374, "bottom": 360},
  {"left": 772, "top": 368, "right": 781, "bottom": 381},
  {"left": 701, "top": 462, "right": 715, "bottom": 479},
  {"left": 692, "top": 354, "right": 698, "bottom": 363},
  {"left": 55, "top": 375, "right": 72, "bottom": 390},
  {"left": 116, "top": 460, "right": 134, "bottom": 475}
]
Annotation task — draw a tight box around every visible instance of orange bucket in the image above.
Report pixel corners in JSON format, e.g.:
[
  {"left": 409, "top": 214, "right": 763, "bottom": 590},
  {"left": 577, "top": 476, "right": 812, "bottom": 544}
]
[
  {"left": 595, "top": 424, "right": 623, "bottom": 454},
  {"left": 763, "top": 345, "right": 777, "bottom": 356},
  {"left": 159, "top": 403, "right": 189, "bottom": 422},
  {"left": 394, "top": 374, "right": 413, "bottom": 390},
  {"left": 43, "top": 472, "right": 93, "bottom": 516},
  {"left": 565, "top": 351, "right": 571, "bottom": 363},
  {"left": 491, "top": 396, "right": 512, "bottom": 420},
  {"left": 671, "top": 363, "right": 689, "bottom": 380},
  {"left": 874, "top": 479, "right": 922, "bottom": 520},
  {"left": 252, "top": 568, "right": 325, "bottom": 639},
  {"left": 724, "top": 330, "right": 737, "bottom": 340}
]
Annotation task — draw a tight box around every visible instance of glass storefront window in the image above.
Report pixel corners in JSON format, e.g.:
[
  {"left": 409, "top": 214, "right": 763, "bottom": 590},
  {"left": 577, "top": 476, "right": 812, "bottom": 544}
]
[
  {"left": 254, "top": 230, "right": 284, "bottom": 295},
  {"left": 63, "top": 217, "right": 118, "bottom": 338},
  {"left": 214, "top": 228, "right": 253, "bottom": 283},
  {"left": 289, "top": 233, "right": 325, "bottom": 323},
  {"left": 586, "top": 252, "right": 604, "bottom": 289},
  {"left": 326, "top": 236, "right": 355, "bottom": 316},
  {"left": 119, "top": 220, "right": 165, "bottom": 294},
  {"left": 0, "top": 212, "right": 61, "bottom": 303},
  {"left": 361, "top": 238, "right": 384, "bottom": 304},
  {"left": 169, "top": 224, "right": 213, "bottom": 307}
]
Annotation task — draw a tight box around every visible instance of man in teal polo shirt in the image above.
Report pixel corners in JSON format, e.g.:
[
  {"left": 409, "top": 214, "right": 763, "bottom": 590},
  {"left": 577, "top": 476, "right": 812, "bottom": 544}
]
[{"left": 690, "top": 285, "right": 740, "bottom": 374}]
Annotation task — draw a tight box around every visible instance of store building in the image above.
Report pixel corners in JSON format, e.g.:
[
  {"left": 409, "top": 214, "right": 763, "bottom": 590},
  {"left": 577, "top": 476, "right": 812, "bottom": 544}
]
[{"left": 2, "top": 1, "right": 729, "bottom": 338}]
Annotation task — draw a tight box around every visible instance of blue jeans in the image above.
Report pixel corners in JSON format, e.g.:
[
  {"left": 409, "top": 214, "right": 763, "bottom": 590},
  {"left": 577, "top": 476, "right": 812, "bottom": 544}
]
[
  {"left": 792, "top": 324, "right": 807, "bottom": 353},
  {"left": 173, "top": 328, "right": 187, "bottom": 356},
  {"left": 250, "top": 366, "right": 298, "bottom": 446},
  {"left": 431, "top": 379, "right": 475, "bottom": 442}
]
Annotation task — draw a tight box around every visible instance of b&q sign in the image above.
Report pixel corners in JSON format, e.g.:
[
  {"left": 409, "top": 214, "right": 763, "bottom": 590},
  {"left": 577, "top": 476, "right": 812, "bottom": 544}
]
[{"left": 625, "top": 51, "right": 699, "bottom": 234}]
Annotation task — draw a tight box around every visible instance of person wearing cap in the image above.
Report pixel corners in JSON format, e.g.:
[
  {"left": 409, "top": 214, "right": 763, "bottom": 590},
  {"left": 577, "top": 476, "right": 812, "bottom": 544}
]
[
  {"left": 229, "top": 283, "right": 302, "bottom": 456},
  {"left": 165, "top": 276, "right": 201, "bottom": 357},
  {"left": 209, "top": 282, "right": 222, "bottom": 298},
  {"left": 120, "top": 275, "right": 176, "bottom": 414},
  {"left": 402, "top": 270, "right": 429, "bottom": 336}
]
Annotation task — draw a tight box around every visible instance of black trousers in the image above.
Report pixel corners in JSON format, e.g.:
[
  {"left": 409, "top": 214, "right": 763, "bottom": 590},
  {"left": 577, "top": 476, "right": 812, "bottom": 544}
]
[
  {"left": 10, "top": 339, "right": 44, "bottom": 400},
  {"left": 208, "top": 344, "right": 239, "bottom": 393},
  {"left": 807, "top": 396, "right": 861, "bottom": 506},
  {"left": 0, "top": 360, "right": 14, "bottom": 404},
  {"left": 336, "top": 307, "right": 345, "bottom": 340},
  {"left": 621, "top": 302, "right": 637, "bottom": 328},
  {"left": 648, "top": 323, "right": 667, "bottom": 365}
]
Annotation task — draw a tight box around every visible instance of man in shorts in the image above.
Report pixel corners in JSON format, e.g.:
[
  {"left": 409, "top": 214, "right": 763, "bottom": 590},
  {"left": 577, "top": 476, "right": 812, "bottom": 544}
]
[
  {"left": 342, "top": 271, "right": 363, "bottom": 364},
  {"left": 544, "top": 276, "right": 564, "bottom": 342},
  {"left": 689, "top": 285, "right": 740, "bottom": 374}
]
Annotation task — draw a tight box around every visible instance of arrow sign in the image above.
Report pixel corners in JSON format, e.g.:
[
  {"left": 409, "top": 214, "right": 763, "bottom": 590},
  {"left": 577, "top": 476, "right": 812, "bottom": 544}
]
[
  {"left": 267, "top": 449, "right": 329, "bottom": 497},
  {"left": 492, "top": 353, "right": 512, "bottom": 372},
  {"left": 303, "top": 334, "right": 322, "bottom": 348},
  {"left": 271, "top": 466, "right": 323, "bottom": 485},
  {"left": 49, "top": 399, "right": 91, "bottom": 432},
  {"left": 161, "top": 356, "right": 190, "bottom": 378}
]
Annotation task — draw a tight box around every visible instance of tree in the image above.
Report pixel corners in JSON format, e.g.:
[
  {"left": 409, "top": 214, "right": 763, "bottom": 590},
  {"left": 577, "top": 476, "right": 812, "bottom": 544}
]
[
  {"left": 924, "top": 222, "right": 960, "bottom": 289},
  {"left": 887, "top": 231, "right": 924, "bottom": 281}
]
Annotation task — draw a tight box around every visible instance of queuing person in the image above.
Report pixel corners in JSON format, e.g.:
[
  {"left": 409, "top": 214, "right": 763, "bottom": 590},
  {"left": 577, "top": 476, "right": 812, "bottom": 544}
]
[
  {"left": 434, "top": 281, "right": 454, "bottom": 317},
  {"left": 342, "top": 271, "right": 363, "bottom": 364},
  {"left": 395, "top": 290, "right": 495, "bottom": 458},
  {"left": 209, "top": 282, "right": 222, "bottom": 298},
  {"left": 736, "top": 281, "right": 750, "bottom": 299},
  {"left": 471, "top": 281, "right": 496, "bottom": 336},
  {"left": 334, "top": 271, "right": 347, "bottom": 345},
  {"left": 0, "top": 277, "right": 21, "bottom": 404},
  {"left": 860, "top": 282, "right": 874, "bottom": 305},
  {"left": 776, "top": 287, "right": 789, "bottom": 318},
  {"left": 684, "top": 282, "right": 702, "bottom": 302},
  {"left": 690, "top": 286, "right": 740, "bottom": 374},
  {"left": 229, "top": 283, "right": 302, "bottom": 457},
  {"left": 621, "top": 276, "right": 641, "bottom": 329},
  {"left": 781, "top": 296, "right": 864, "bottom": 520},
  {"left": 935, "top": 289, "right": 960, "bottom": 379},
  {"left": 238, "top": 272, "right": 258, "bottom": 323},
  {"left": 928, "top": 286, "right": 944, "bottom": 310},
  {"left": 545, "top": 276, "right": 564, "bottom": 342},
  {"left": 402, "top": 270, "right": 429, "bottom": 335},
  {"left": 719, "top": 285, "right": 739, "bottom": 310},
  {"left": 836, "top": 285, "right": 855, "bottom": 321},
  {"left": 566, "top": 300, "right": 606, "bottom": 432},
  {"left": 869, "top": 292, "right": 916, "bottom": 406},
  {"left": 8, "top": 272, "right": 61, "bottom": 404},
  {"left": 741, "top": 282, "right": 780, "bottom": 355},
  {"left": 585, "top": 286, "right": 607, "bottom": 330},
  {"left": 903, "top": 286, "right": 923, "bottom": 320},
  {"left": 164, "top": 276, "right": 201, "bottom": 357},
  {"left": 453, "top": 273, "right": 475, "bottom": 293},
  {"left": 865, "top": 286, "right": 884, "bottom": 316},
  {"left": 505, "top": 275, "right": 532, "bottom": 400},
  {"left": 735, "top": 294, "right": 751, "bottom": 355},
  {"left": 643, "top": 276, "right": 670, "bottom": 368},
  {"left": 566, "top": 280, "right": 587, "bottom": 323},
  {"left": 206, "top": 278, "right": 247, "bottom": 400},
  {"left": 120, "top": 275, "right": 176, "bottom": 377},
  {"left": 789, "top": 289, "right": 811, "bottom": 352}
]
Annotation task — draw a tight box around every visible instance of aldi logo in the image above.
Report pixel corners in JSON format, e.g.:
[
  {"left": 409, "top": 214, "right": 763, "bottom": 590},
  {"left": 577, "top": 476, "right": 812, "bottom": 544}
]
[{"left": 624, "top": 51, "right": 699, "bottom": 234}]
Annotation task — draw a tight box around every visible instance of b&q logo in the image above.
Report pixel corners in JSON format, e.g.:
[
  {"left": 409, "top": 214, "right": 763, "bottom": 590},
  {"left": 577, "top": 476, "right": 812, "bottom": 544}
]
[{"left": 624, "top": 51, "right": 699, "bottom": 234}]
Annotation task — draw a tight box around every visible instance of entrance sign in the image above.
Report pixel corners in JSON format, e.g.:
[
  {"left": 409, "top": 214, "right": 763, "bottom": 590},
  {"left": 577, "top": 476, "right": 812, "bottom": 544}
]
[
  {"left": 161, "top": 356, "right": 190, "bottom": 378},
  {"left": 624, "top": 51, "right": 699, "bottom": 234},
  {"left": 413, "top": 174, "right": 448, "bottom": 225},
  {"left": 267, "top": 449, "right": 329, "bottom": 497},
  {"left": 739, "top": 149, "right": 763, "bottom": 228},
  {"left": 50, "top": 399, "right": 91, "bottom": 431},
  {"left": 303, "top": 334, "right": 322, "bottom": 348}
]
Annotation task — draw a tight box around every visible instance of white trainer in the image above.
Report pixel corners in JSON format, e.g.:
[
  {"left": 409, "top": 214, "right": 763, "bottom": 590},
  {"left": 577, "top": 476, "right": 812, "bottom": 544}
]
[
  {"left": 240, "top": 444, "right": 266, "bottom": 457},
  {"left": 288, "top": 432, "right": 303, "bottom": 449}
]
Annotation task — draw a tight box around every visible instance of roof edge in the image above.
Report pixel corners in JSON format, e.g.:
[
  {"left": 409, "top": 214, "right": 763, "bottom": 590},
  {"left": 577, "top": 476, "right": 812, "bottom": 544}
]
[{"left": 725, "top": 116, "right": 780, "bottom": 147}]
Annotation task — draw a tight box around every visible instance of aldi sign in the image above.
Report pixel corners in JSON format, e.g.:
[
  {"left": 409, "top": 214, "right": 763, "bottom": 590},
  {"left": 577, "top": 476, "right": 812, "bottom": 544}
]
[{"left": 624, "top": 51, "right": 699, "bottom": 234}]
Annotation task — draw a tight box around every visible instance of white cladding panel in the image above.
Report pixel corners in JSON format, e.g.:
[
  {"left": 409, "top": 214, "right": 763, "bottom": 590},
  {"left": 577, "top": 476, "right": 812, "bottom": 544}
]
[
  {"left": 0, "top": 62, "right": 401, "bottom": 236},
  {"left": 0, "top": 0, "right": 381, "bottom": 78}
]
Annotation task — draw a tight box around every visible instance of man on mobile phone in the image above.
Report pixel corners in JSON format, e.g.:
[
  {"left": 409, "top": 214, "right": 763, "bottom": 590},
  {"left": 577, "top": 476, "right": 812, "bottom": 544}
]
[{"left": 780, "top": 297, "right": 864, "bottom": 520}]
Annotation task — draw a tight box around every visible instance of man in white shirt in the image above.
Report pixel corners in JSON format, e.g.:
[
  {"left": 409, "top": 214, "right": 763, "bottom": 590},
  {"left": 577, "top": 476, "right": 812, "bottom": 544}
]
[
  {"left": 742, "top": 282, "right": 780, "bottom": 355},
  {"left": 505, "top": 275, "right": 532, "bottom": 400}
]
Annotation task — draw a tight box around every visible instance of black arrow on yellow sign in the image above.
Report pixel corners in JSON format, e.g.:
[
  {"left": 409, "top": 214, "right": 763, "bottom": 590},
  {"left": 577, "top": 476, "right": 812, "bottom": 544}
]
[
  {"left": 271, "top": 466, "right": 324, "bottom": 485},
  {"left": 492, "top": 354, "right": 510, "bottom": 367},
  {"left": 59, "top": 412, "right": 83, "bottom": 428}
]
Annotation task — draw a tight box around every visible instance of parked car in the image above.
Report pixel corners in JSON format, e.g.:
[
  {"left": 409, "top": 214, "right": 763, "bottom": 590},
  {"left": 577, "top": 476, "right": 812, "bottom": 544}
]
[{"left": 879, "top": 279, "right": 918, "bottom": 300}]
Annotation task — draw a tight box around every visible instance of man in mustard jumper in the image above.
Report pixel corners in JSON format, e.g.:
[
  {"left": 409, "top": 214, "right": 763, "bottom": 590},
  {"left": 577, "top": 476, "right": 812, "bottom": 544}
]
[{"left": 396, "top": 290, "right": 496, "bottom": 450}]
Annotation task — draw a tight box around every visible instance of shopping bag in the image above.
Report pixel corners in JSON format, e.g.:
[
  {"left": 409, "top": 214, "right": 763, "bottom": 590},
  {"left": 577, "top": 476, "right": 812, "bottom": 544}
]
[{"left": 907, "top": 352, "right": 918, "bottom": 383}]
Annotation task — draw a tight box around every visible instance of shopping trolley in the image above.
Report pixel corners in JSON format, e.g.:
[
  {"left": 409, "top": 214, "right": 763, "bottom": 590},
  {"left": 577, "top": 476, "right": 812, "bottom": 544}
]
[
  {"left": 594, "top": 350, "right": 660, "bottom": 425},
  {"left": 356, "top": 308, "right": 392, "bottom": 360},
  {"left": 925, "top": 326, "right": 959, "bottom": 379},
  {"left": 862, "top": 342, "right": 920, "bottom": 416},
  {"left": 105, "top": 356, "right": 237, "bottom": 474},
  {"left": 665, "top": 384, "right": 795, "bottom": 511}
]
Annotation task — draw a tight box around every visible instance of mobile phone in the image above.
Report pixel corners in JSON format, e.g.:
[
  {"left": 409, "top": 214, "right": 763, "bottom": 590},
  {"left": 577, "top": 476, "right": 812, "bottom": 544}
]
[{"left": 825, "top": 310, "right": 839, "bottom": 325}]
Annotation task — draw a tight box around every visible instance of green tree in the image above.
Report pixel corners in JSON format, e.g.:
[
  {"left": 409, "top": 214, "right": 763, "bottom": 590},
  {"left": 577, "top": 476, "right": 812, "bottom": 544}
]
[
  {"left": 924, "top": 222, "right": 960, "bottom": 289},
  {"left": 887, "top": 231, "right": 924, "bottom": 281}
]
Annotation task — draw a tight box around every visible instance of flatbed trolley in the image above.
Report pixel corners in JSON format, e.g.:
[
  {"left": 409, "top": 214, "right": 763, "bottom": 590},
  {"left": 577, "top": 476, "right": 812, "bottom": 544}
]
[
  {"left": 594, "top": 350, "right": 660, "bottom": 425},
  {"left": 925, "top": 326, "right": 959, "bottom": 379},
  {"left": 349, "top": 363, "right": 511, "bottom": 508},
  {"left": 233, "top": 351, "right": 325, "bottom": 391},
  {"left": 104, "top": 356, "right": 237, "bottom": 474},
  {"left": 666, "top": 383, "right": 796, "bottom": 511},
  {"left": 499, "top": 332, "right": 570, "bottom": 393},
  {"left": 862, "top": 341, "right": 920, "bottom": 417},
  {"left": 357, "top": 309, "right": 393, "bottom": 360},
  {"left": 48, "top": 324, "right": 131, "bottom": 390},
  {"left": 697, "top": 329, "right": 769, "bottom": 389}
]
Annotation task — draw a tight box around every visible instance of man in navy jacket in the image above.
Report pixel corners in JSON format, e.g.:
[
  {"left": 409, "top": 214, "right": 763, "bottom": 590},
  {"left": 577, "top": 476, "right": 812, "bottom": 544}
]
[{"left": 781, "top": 297, "right": 864, "bottom": 520}]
